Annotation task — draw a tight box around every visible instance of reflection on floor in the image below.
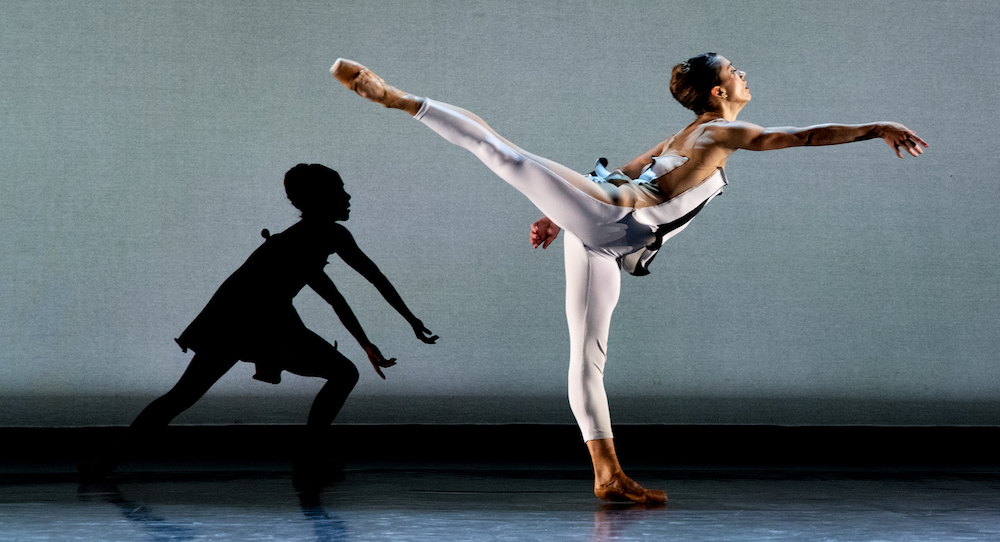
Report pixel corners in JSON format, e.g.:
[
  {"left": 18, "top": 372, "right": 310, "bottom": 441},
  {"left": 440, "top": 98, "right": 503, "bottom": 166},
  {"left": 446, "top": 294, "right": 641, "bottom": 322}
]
[{"left": 2, "top": 463, "right": 1000, "bottom": 541}]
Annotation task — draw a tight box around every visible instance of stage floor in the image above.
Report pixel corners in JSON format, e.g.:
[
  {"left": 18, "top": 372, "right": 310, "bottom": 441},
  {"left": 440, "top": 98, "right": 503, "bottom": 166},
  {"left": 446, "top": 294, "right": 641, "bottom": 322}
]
[{"left": 3, "top": 462, "right": 1000, "bottom": 541}]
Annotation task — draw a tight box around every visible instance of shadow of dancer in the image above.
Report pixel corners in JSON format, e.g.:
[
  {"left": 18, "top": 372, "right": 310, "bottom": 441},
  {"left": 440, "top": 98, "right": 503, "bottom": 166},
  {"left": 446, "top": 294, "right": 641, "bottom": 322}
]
[
  {"left": 77, "top": 482, "right": 199, "bottom": 542},
  {"left": 79, "top": 164, "right": 437, "bottom": 483},
  {"left": 298, "top": 490, "right": 350, "bottom": 542}
]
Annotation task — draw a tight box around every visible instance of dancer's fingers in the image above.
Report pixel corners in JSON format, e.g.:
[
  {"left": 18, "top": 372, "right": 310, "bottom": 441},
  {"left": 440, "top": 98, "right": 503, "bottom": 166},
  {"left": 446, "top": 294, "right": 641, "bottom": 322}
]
[
  {"left": 542, "top": 233, "right": 557, "bottom": 249},
  {"left": 884, "top": 124, "right": 927, "bottom": 159},
  {"left": 415, "top": 326, "right": 439, "bottom": 344},
  {"left": 530, "top": 218, "right": 550, "bottom": 248}
]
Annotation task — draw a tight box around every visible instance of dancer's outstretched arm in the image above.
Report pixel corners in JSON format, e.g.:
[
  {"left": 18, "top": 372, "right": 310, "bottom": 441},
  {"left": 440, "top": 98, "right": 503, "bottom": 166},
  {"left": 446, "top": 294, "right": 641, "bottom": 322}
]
[
  {"left": 717, "top": 120, "right": 928, "bottom": 158},
  {"left": 309, "top": 273, "right": 397, "bottom": 379},
  {"left": 334, "top": 225, "right": 439, "bottom": 344}
]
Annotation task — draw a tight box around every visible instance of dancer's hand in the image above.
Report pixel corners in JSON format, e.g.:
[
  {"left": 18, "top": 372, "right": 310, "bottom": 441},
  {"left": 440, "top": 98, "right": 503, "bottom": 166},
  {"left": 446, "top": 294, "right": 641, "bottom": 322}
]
[
  {"left": 878, "top": 122, "right": 928, "bottom": 158},
  {"left": 530, "top": 216, "right": 561, "bottom": 249},
  {"left": 411, "top": 319, "right": 439, "bottom": 344},
  {"left": 363, "top": 343, "right": 397, "bottom": 379}
]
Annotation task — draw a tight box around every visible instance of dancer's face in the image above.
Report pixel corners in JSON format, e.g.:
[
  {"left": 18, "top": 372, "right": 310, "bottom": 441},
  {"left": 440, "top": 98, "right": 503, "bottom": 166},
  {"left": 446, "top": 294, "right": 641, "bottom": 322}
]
[
  {"left": 714, "top": 56, "right": 751, "bottom": 104},
  {"left": 331, "top": 185, "right": 351, "bottom": 221}
]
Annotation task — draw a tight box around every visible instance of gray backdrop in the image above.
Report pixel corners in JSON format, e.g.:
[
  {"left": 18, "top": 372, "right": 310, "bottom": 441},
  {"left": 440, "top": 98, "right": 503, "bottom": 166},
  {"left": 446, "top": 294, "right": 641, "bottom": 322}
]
[{"left": 2, "top": 0, "right": 997, "bottom": 426}]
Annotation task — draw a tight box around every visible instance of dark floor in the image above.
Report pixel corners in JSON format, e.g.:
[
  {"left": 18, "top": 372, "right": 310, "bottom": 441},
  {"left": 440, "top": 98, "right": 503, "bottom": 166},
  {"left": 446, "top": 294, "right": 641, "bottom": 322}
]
[
  {"left": 3, "top": 426, "right": 1000, "bottom": 541},
  {"left": 3, "top": 462, "right": 1000, "bottom": 541}
]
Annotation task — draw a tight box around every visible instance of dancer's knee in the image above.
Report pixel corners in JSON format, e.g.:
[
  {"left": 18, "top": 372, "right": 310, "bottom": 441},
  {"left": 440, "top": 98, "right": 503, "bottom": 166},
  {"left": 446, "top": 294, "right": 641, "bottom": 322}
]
[
  {"left": 469, "top": 134, "right": 526, "bottom": 172},
  {"left": 344, "top": 362, "right": 360, "bottom": 387},
  {"left": 316, "top": 356, "right": 359, "bottom": 388},
  {"left": 569, "top": 346, "right": 608, "bottom": 380}
]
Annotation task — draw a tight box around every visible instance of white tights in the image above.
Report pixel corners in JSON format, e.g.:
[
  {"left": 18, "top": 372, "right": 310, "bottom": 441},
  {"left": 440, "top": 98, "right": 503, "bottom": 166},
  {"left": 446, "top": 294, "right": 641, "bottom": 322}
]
[{"left": 415, "top": 99, "right": 650, "bottom": 441}]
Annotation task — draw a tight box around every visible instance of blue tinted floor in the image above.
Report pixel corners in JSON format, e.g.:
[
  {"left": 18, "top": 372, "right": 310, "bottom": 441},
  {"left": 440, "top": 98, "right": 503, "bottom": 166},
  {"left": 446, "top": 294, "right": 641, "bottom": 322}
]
[{"left": 2, "top": 464, "right": 1000, "bottom": 541}]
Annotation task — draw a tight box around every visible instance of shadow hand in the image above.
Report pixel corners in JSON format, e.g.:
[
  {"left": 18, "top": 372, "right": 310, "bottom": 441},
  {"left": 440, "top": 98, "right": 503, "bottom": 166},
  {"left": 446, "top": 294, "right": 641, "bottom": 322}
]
[
  {"left": 412, "top": 321, "right": 439, "bottom": 344},
  {"left": 363, "top": 343, "right": 397, "bottom": 379}
]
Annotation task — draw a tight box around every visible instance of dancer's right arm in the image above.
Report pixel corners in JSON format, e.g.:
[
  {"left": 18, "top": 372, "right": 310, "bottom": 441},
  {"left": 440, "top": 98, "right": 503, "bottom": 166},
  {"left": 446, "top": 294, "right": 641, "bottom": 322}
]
[
  {"left": 530, "top": 216, "right": 561, "bottom": 249},
  {"left": 614, "top": 140, "right": 668, "bottom": 179},
  {"left": 309, "top": 273, "right": 397, "bottom": 379}
]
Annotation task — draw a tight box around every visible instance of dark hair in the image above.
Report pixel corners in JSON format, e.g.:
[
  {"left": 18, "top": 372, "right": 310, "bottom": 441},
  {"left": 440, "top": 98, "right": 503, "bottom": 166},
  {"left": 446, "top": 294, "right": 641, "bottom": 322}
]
[
  {"left": 284, "top": 163, "right": 344, "bottom": 215},
  {"left": 670, "top": 53, "right": 724, "bottom": 115}
]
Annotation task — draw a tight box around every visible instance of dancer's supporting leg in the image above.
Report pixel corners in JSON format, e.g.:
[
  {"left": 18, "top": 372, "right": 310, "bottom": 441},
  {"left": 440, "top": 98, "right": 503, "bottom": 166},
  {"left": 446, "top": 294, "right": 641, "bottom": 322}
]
[
  {"left": 564, "top": 231, "right": 618, "bottom": 443},
  {"left": 565, "top": 232, "right": 667, "bottom": 504},
  {"left": 332, "top": 59, "right": 664, "bottom": 503}
]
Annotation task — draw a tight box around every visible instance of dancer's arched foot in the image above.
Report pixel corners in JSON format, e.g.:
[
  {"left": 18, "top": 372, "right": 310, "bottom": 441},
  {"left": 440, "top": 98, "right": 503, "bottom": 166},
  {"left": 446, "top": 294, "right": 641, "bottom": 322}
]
[
  {"left": 331, "top": 58, "right": 423, "bottom": 116},
  {"left": 594, "top": 473, "right": 667, "bottom": 505}
]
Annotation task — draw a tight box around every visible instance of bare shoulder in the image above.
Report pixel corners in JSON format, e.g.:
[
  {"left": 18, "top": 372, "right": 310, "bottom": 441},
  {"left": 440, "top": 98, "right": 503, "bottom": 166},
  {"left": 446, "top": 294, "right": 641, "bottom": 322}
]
[
  {"left": 700, "top": 119, "right": 769, "bottom": 151},
  {"left": 703, "top": 119, "right": 763, "bottom": 137}
]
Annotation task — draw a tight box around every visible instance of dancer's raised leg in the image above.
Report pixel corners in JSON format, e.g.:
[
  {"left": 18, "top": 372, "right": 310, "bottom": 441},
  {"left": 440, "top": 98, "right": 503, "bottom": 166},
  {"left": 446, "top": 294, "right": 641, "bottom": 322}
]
[
  {"left": 418, "top": 100, "right": 659, "bottom": 253},
  {"left": 331, "top": 58, "right": 424, "bottom": 116},
  {"left": 330, "top": 60, "right": 650, "bottom": 253}
]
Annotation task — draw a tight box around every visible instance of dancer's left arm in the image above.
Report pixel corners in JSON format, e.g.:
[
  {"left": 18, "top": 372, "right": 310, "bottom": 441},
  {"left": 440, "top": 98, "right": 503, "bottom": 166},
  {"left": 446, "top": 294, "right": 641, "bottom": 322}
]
[
  {"left": 335, "top": 226, "right": 439, "bottom": 345},
  {"left": 717, "top": 120, "right": 928, "bottom": 158}
]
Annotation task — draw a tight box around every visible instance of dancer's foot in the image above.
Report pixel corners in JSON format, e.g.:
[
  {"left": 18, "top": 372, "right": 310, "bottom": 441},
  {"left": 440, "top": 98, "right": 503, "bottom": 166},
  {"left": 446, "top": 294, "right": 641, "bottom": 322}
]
[
  {"left": 331, "top": 58, "right": 423, "bottom": 116},
  {"left": 594, "top": 473, "right": 667, "bottom": 504}
]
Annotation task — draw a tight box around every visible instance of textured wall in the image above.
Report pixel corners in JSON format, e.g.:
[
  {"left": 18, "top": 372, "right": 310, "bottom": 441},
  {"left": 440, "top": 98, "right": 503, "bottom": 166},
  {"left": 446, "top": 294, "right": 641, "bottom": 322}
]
[{"left": 1, "top": 0, "right": 997, "bottom": 425}]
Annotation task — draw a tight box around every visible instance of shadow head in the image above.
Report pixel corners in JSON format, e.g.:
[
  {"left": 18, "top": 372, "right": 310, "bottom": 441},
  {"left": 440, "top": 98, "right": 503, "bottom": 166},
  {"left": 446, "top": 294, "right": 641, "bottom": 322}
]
[{"left": 284, "top": 163, "right": 351, "bottom": 221}]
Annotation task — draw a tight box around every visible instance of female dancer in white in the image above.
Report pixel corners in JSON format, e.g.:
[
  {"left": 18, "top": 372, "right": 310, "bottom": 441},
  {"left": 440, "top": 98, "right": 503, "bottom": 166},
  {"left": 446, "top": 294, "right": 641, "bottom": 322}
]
[{"left": 331, "top": 53, "right": 927, "bottom": 503}]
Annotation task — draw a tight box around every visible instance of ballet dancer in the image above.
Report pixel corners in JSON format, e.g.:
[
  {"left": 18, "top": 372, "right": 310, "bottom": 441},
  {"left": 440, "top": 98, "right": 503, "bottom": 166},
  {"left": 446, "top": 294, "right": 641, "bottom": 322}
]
[
  {"left": 330, "top": 54, "right": 927, "bottom": 503},
  {"left": 80, "top": 164, "right": 437, "bottom": 481}
]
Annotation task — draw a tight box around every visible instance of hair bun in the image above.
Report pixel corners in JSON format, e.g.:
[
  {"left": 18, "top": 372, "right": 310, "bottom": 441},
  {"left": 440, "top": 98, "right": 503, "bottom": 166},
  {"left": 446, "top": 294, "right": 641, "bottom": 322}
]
[{"left": 670, "top": 53, "right": 722, "bottom": 115}]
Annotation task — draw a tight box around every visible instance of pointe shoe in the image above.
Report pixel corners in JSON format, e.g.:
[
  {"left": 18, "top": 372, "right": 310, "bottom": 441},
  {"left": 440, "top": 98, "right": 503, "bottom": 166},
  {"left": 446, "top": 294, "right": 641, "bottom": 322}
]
[
  {"left": 594, "top": 473, "right": 667, "bottom": 504},
  {"left": 330, "top": 58, "right": 422, "bottom": 115}
]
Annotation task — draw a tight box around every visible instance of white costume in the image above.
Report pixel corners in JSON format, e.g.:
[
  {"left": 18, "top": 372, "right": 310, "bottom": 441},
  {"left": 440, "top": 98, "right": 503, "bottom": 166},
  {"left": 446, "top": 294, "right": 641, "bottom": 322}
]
[{"left": 415, "top": 99, "right": 726, "bottom": 440}]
